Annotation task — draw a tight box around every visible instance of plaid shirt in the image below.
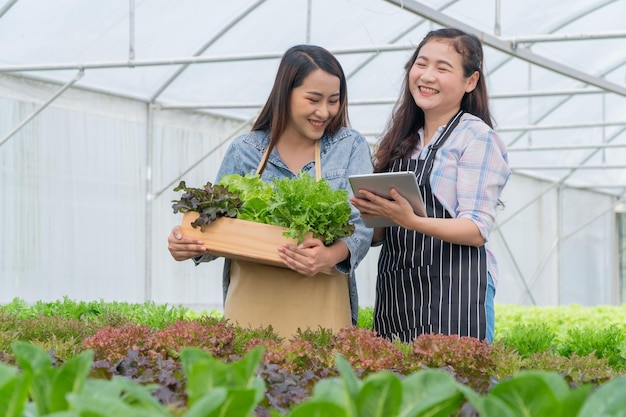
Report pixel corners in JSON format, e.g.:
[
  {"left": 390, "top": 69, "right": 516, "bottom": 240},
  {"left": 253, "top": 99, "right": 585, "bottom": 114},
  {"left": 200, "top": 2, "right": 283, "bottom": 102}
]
[{"left": 412, "top": 113, "right": 511, "bottom": 285}]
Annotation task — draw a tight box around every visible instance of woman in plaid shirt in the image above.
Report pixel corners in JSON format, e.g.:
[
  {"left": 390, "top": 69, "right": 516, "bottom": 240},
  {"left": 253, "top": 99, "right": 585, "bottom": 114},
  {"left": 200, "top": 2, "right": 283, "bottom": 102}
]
[{"left": 351, "top": 28, "right": 510, "bottom": 343}]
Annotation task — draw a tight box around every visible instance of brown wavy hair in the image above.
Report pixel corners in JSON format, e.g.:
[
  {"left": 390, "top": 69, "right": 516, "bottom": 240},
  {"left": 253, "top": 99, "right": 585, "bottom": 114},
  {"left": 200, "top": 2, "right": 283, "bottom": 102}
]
[
  {"left": 374, "top": 28, "right": 493, "bottom": 172},
  {"left": 252, "top": 44, "right": 349, "bottom": 173}
]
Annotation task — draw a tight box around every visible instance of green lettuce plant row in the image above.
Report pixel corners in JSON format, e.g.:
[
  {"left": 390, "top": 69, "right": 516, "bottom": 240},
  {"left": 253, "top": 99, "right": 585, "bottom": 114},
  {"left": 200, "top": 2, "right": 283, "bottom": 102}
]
[{"left": 2, "top": 341, "right": 626, "bottom": 417}]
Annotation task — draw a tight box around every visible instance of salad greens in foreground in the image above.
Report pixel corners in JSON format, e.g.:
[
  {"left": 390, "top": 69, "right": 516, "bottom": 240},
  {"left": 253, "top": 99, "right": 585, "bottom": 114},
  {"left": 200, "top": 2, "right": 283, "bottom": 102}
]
[{"left": 172, "top": 172, "right": 354, "bottom": 245}]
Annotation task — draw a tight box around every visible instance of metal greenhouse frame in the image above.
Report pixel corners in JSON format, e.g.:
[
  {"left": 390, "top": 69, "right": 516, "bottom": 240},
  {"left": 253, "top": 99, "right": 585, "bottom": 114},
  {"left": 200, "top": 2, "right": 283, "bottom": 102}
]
[{"left": 1, "top": 0, "right": 625, "bottom": 309}]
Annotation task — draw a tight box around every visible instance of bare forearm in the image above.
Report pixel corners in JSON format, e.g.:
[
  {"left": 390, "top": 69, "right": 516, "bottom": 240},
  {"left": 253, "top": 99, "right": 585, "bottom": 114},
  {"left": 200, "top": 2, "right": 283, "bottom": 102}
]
[{"left": 405, "top": 216, "right": 485, "bottom": 247}]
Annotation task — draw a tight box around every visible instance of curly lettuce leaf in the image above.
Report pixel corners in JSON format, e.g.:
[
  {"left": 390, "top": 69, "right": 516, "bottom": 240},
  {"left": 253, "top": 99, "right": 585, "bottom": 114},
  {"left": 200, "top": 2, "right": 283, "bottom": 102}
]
[{"left": 269, "top": 173, "right": 354, "bottom": 245}]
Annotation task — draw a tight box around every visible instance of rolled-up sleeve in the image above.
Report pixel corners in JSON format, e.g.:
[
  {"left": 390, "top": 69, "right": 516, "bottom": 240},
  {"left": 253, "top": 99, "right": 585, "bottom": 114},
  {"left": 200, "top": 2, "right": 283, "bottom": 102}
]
[
  {"left": 335, "top": 134, "right": 374, "bottom": 274},
  {"left": 429, "top": 117, "right": 511, "bottom": 242},
  {"left": 455, "top": 129, "right": 510, "bottom": 240}
]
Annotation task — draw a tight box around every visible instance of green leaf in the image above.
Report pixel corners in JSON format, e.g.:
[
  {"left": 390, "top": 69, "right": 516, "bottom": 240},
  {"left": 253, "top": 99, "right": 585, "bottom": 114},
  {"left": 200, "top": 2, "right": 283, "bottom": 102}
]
[
  {"left": 487, "top": 371, "right": 570, "bottom": 417},
  {"left": 357, "top": 371, "right": 402, "bottom": 417},
  {"left": 185, "top": 358, "right": 228, "bottom": 405},
  {"left": 180, "top": 346, "right": 214, "bottom": 376},
  {"left": 187, "top": 388, "right": 258, "bottom": 417},
  {"left": 578, "top": 377, "right": 626, "bottom": 417},
  {"left": 227, "top": 346, "right": 266, "bottom": 403},
  {"left": 335, "top": 354, "right": 361, "bottom": 400},
  {"left": 49, "top": 349, "right": 94, "bottom": 412},
  {"left": 65, "top": 378, "right": 169, "bottom": 417},
  {"left": 237, "top": 196, "right": 270, "bottom": 222},
  {"left": 180, "top": 346, "right": 265, "bottom": 407},
  {"left": 114, "top": 377, "right": 169, "bottom": 414},
  {"left": 228, "top": 346, "right": 264, "bottom": 387},
  {"left": 455, "top": 383, "right": 517, "bottom": 417},
  {"left": 42, "top": 412, "right": 78, "bottom": 417},
  {"left": 306, "top": 355, "right": 359, "bottom": 417},
  {"left": 398, "top": 369, "right": 463, "bottom": 417},
  {"left": 13, "top": 341, "right": 55, "bottom": 415},
  {"left": 218, "top": 173, "right": 273, "bottom": 202},
  {"left": 560, "top": 384, "right": 593, "bottom": 417},
  {"left": 67, "top": 393, "right": 155, "bottom": 417},
  {"left": 0, "top": 363, "right": 29, "bottom": 417},
  {"left": 288, "top": 401, "right": 350, "bottom": 417},
  {"left": 12, "top": 341, "right": 52, "bottom": 372},
  {"left": 269, "top": 172, "right": 353, "bottom": 244},
  {"left": 183, "top": 388, "right": 228, "bottom": 417},
  {"left": 481, "top": 397, "right": 523, "bottom": 417},
  {"left": 309, "top": 378, "right": 358, "bottom": 417}
]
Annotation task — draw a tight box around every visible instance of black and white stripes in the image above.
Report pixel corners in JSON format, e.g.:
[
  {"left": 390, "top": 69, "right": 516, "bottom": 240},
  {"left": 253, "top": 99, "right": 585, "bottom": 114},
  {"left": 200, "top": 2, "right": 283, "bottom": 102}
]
[{"left": 373, "top": 110, "right": 488, "bottom": 343}]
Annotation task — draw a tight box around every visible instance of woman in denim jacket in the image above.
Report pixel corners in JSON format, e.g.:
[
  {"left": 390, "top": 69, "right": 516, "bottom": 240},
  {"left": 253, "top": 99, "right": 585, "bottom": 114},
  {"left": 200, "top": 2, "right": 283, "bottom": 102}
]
[{"left": 168, "top": 45, "right": 373, "bottom": 336}]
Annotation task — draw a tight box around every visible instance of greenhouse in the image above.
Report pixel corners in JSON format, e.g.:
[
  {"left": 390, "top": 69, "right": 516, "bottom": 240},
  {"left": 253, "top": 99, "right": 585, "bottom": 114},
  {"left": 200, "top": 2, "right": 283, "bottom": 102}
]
[{"left": 1, "top": 0, "right": 625, "bottom": 312}]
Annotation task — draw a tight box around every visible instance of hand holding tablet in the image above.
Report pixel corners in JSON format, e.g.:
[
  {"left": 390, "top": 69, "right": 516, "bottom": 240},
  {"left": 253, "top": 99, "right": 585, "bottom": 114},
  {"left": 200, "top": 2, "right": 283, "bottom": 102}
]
[{"left": 348, "top": 172, "right": 426, "bottom": 227}]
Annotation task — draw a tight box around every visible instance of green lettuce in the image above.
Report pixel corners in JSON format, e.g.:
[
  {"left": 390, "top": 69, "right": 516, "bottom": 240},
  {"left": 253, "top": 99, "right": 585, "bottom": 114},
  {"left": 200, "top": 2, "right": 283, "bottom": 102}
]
[{"left": 172, "top": 172, "right": 354, "bottom": 244}]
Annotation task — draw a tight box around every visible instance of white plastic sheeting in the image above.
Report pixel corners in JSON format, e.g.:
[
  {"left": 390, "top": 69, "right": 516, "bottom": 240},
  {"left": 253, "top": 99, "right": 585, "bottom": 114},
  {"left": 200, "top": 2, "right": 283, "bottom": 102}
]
[
  {"left": 494, "top": 174, "right": 617, "bottom": 305},
  {"left": 0, "top": 74, "right": 619, "bottom": 310},
  {"left": 1, "top": 0, "right": 625, "bottom": 309}
]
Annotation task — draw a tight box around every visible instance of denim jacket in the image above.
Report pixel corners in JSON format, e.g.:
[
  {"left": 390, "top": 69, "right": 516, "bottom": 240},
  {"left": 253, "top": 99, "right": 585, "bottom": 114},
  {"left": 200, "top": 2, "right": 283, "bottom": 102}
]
[{"left": 197, "top": 127, "right": 374, "bottom": 324}]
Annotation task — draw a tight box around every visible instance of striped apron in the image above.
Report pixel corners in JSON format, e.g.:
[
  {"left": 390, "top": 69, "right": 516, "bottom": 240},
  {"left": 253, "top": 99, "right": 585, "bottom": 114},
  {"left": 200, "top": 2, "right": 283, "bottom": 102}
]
[
  {"left": 373, "top": 110, "right": 488, "bottom": 343},
  {"left": 223, "top": 141, "right": 352, "bottom": 338}
]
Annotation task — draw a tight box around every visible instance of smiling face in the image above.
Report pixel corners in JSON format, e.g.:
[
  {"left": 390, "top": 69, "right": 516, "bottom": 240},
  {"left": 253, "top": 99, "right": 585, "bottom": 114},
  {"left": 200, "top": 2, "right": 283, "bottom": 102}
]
[
  {"left": 408, "top": 38, "right": 479, "bottom": 124},
  {"left": 283, "top": 68, "right": 341, "bottom": 144}
]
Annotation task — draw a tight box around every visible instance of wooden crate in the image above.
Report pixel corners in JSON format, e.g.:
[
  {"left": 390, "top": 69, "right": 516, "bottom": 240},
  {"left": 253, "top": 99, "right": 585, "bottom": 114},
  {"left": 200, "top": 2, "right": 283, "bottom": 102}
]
[{"left": 180, "top": 212, "right": 308, "bottom": 270}]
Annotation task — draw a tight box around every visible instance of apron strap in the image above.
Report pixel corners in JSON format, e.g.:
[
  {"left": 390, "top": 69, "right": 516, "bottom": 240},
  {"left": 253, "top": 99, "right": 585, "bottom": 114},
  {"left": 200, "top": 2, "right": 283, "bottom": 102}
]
[
  {"left": 417, "top": 110, "right": 464, "bottom": 185},
  {"left": 314, "top": 140, "right": 321, "bottom": 180},
  {"left": 256, "top": 145, "right": 270, "bottom": 175},
  {"left": 256, "top": 140, "right": 322, "bottom": 181},
  {"left": 430, "top": 109, "right": 464, "bottom": 150}
]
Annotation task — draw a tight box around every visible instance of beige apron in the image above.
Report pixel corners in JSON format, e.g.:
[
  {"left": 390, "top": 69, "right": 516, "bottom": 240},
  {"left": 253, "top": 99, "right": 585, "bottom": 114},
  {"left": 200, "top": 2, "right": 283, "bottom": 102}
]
[{"left": 223, "top": 141, "right": 352, "bottom": 337}]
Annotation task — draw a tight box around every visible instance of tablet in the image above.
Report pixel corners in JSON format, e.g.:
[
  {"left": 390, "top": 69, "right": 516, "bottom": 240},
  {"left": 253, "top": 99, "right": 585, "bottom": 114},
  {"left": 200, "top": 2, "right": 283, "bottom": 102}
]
[{"left": 349, "top": 171, "right": 426, "bottom": 227}]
